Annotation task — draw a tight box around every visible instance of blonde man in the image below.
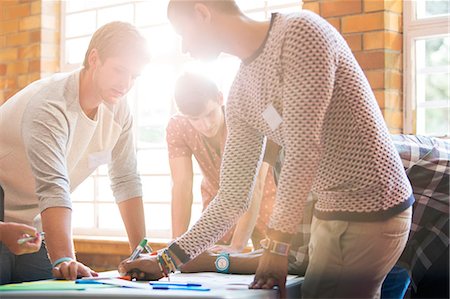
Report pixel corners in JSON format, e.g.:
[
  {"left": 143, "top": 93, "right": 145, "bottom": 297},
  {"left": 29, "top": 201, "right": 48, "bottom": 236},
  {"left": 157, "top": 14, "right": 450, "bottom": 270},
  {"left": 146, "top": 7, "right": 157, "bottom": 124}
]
[{"left": 0, "top": 22, "right": 150, "bottom": 284}]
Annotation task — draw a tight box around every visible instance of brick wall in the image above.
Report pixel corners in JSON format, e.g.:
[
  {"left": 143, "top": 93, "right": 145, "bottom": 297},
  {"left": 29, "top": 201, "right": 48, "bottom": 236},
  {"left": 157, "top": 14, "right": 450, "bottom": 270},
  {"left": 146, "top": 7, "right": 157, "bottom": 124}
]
[
  {"left": 0, "top": 0, "right": 60, "bottom": 105},
  {"left": 303, "top": 0, "right": 404, "bottom": 133}
]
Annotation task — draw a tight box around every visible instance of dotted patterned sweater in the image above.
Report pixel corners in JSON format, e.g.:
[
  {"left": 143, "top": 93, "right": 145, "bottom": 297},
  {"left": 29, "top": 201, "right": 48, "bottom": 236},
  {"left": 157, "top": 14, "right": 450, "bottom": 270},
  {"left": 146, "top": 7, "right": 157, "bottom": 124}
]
[{"left": 169, "top": 11, "right": 413, "bottom": 263}]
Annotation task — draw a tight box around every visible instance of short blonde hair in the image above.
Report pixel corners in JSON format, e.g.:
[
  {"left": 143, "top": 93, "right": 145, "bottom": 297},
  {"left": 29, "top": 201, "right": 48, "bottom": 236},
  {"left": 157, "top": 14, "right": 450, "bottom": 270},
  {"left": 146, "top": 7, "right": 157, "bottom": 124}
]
[{"left": 83, "top": 21, "right": 150, "bottom": 68}]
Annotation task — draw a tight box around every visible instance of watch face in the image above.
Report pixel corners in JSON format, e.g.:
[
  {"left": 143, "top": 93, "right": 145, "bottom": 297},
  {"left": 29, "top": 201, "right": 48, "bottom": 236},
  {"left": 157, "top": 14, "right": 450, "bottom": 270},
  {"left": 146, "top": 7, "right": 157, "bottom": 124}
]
[
  {"left": 217, "top": 257, "right": 229, "bottom": 269},
  {"left": 215, "top": 255, "right": 230, "bottom": 272}
]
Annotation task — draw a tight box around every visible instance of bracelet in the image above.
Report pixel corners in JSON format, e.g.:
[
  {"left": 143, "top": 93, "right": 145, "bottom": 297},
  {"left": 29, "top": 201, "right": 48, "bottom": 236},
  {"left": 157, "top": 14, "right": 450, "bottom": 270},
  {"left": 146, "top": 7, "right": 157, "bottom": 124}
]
[
  {"left": 52, "top": 257, "right": 74, "bottom": 268},
  {"left": 161, "top": 249, "right": 177, "bottom": 273},
  {"left": 157, "top": 255, "right": 170, "bottom": 278},
  {"left": 260, "top": 238, "right": 290, "bottom": 256}
]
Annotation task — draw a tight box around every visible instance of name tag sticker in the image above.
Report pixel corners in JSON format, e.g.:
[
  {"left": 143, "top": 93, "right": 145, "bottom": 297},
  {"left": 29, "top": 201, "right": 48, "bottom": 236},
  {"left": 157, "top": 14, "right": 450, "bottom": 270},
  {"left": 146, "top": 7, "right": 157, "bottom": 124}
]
[
  {"left": 88, "top": 150, "right": 112, "bottom": 169},
  {"left": 262, "top": 103, "right": 283, "bottom": 131}
]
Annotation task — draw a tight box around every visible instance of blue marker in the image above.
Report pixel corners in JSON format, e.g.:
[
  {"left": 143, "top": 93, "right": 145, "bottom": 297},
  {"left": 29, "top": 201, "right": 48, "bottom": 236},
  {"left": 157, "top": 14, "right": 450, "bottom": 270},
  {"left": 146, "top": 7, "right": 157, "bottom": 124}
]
[
  {"left": 150, "top": 282, "right": 202, "bottom": 287},
  {"left": 151, "top": 285, "right": 210, "bottom": 291}
]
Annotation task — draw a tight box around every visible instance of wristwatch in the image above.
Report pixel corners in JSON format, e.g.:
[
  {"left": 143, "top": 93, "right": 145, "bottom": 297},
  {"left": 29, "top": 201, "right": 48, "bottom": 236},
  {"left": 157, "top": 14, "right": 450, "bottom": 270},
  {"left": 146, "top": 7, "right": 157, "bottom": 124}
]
[
  {"left": 260, "top": 238, "right": 290, "bottom": 256},
  {"left": 215, "top": 252, "right": 230, "bottom": 274}
]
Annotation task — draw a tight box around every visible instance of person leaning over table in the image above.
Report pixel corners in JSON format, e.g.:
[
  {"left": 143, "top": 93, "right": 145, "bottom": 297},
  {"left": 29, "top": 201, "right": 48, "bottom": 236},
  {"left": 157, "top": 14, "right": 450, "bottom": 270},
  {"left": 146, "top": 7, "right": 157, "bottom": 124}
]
[
  {"left": 167, "top": 72, "right": 276, "bottom": 253},
  {"left": 121, "top": 134, "right": 448, "bottom": 299},
  {"left": 120, "top": 1, "right": 414, "bottom": 298},
  {"left": 0, "top": 21, "right": 150, "bottom": 284}
]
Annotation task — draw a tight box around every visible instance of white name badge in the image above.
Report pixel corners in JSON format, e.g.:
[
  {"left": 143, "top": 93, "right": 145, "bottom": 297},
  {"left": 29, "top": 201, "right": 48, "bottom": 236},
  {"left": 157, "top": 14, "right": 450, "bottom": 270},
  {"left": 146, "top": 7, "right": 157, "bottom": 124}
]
[
  {"left": 88, "top": 150, "right": 112, "bottom": 170},
  {"left": 262, "top": 103, "right": 283, "bottom": 131}
]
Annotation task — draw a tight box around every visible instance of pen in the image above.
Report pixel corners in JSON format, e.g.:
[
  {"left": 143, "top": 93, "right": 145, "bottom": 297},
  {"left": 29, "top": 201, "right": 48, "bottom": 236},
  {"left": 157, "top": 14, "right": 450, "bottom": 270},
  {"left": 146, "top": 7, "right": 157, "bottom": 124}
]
[
  {"left": 79, "top": 275, "right": 131, "bottom": 281},
  {"left": 150, "top": 282, "right": 202, "bottom": 287},
  {"left": 151, "top": 285, "right": 210, "bottom": 291},
  {"left": 129, "top": 238, "right": 153, "bottom": 261},
  {"left": 17, "top": 232, "right": 45, "bottom": 245}
]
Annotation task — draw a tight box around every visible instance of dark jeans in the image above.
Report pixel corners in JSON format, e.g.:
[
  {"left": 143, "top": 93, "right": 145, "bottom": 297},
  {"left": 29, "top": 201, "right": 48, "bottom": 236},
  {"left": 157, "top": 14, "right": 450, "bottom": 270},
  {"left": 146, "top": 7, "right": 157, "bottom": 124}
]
[
  {"left": 382, "top": 265, "right": 411, "bottom": 299},
  {"left": 0, "top": 242, "right": 52, "bottom": 285}
]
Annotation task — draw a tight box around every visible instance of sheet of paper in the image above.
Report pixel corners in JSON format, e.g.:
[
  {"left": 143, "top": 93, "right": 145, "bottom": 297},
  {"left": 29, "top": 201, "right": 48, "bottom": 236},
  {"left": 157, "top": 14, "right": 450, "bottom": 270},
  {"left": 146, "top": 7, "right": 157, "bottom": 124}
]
[
  {"left": 0, "top": 280, "right": 112, "bottom": 292},
  {"left": 159, "top": 272, "right": 298, "bottom": 286}
]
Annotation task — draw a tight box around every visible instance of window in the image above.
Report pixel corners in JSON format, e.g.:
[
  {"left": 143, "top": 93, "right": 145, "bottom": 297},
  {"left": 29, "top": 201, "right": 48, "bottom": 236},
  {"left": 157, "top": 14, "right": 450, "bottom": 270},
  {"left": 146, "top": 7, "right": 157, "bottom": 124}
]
[
  {"left": 404, "top": 0, "right": 450, "bottom": 137},
  {"left": 62, "top": 1, "right": 302, "bottom": 240}
]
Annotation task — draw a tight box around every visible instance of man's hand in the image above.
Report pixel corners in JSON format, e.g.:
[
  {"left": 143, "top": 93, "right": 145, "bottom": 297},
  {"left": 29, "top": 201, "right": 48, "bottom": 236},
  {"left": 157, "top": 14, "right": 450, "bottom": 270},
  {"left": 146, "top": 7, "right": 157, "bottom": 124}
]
[
  {"left": 0, "top": 222, "right": 42, "bottom": 255},
  {"left": 249, "top": 250, "right": 289, "bottom": 298},
  {"left": 52, "top": 260, "right": 98, "bottom": 280},
  {"left": 118, "top": 254, "right": 164, "bottom": 281},
  {"left": 209, "top": 244, "right": 245, "bottom": 253}
]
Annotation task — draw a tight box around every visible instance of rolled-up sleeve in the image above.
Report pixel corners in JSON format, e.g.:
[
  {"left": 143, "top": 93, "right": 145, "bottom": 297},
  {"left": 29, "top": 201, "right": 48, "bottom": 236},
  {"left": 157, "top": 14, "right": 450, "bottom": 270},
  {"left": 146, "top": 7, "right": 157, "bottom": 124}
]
[
  {"left": 22, "top": 99, "right": 72, "bottom": 212},
  {"left": 108, "top": 104, "right": 142, "bottom": 203}
]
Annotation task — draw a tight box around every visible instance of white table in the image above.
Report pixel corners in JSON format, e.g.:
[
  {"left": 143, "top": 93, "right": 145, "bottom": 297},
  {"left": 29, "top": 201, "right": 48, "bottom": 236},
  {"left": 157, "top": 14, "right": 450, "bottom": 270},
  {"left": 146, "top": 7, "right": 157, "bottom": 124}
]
[{"left": 0, "top": 273, "right": 304, "bottom": 299}]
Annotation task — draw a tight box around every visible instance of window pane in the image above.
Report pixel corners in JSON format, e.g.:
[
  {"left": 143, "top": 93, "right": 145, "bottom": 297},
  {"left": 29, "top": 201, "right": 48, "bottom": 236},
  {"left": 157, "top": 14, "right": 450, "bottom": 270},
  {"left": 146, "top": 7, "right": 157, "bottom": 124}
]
[
  {"left": 135, "top": 1, "right": 169, "bottom": 26},
  {"left": 65, "top": 12, "right": 97, "bottom": 38},
  {"left": 189, "top": 203, "right": 203, "bottom": 228},
  {"left": 98, "top": 4, "right": 134, "bottom": 27},
  {"left": 425, "top": 37, "right": 449, "bottom": 67},
  {"left": 417, "top": 0, "right": 450, "bottom": 19},
  {"left": 236, "top": 0, "right": 265, "bottom": 11},
  {"left": 73, "top": 203, "right": 95, "bottom": 228},
  {"left": 66, "top": 0, "right": 131, "bottom": 13},
  {"left": 141, "top": 25, "right": 180, "bottom": 59},
  {"left": 267, "top": 0, "right": 300, "bottom": 6},
  {"left": 135, "top": 65, "right": 176, "bottom": 148},
  {"left": 141, "top": 175, "right": 171, "bottom": 203},
  {"left": 137, "top": 148, "right": 170, "bottom": 174},
  {"left": 425, "top": 73, "right": 450, "bottom": 101},
  {"left": 72, "top": 177, "right": 94, "bottom": 202},
  {"left": 247, "top": 11, "right": 268, "bottom": 21},
  {"left": 65, "top": 37, "right": 90, "bottom": 65},
  {"left": 144, "top": 204, "right": 171, "bottom": 230},
  {"left": 417, "top": 107, "right": 450, "bottom": 136},
  {"left": 193, "top": 174, "right": 203, "bottom": 204},
  {"left": 415, "top": 35, "right": 449, "bottom": 137},
  {"left": 98, "top": 203, "right": 124, "bottom": 230},
  {"left": 97, "top": 176, "right": 114, "bottom": 202},
  {"left": 274, "top": 6, "right": 302, "bottom": 14}
]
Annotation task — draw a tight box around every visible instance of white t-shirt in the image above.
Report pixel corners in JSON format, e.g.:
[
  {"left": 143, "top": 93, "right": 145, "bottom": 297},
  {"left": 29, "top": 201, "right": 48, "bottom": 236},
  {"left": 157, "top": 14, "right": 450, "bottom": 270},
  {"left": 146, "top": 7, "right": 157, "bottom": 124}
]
[{"left": 0, "top": 69, "right": 142, "bottom": 227}]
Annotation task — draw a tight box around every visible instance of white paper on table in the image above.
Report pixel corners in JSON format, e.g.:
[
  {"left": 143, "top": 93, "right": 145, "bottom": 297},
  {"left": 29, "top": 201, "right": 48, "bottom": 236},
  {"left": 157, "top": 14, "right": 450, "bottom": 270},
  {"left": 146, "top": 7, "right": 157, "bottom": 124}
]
[{"left": 159, "top": 272, "right": 298, "bottom": 288}]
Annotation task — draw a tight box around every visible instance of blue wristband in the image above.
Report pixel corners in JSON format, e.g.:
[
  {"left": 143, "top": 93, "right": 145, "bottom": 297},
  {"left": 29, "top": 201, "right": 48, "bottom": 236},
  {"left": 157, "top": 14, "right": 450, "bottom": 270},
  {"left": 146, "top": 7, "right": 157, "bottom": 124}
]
[{"left": 52, "top": 257, "right": 73, "bottom": 268}]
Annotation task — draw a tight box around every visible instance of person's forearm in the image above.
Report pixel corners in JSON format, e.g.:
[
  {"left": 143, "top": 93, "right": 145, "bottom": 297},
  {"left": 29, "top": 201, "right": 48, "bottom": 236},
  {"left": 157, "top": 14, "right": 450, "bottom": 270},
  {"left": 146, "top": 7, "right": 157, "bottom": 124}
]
[
  {"left": 41, "top": 207, "right": 76, "bottom": 263},
  {"left": 230, "top": 163, "right": 269, "bottom": 250},
  {"left": 181, "top": 251, "right": 261, "bottom": 274},
  {"left": 171, "top": 186, "right": 193, "bottom": 238},
  {"left": 118, "top": 197, "right": 146, "bottom": 250}
]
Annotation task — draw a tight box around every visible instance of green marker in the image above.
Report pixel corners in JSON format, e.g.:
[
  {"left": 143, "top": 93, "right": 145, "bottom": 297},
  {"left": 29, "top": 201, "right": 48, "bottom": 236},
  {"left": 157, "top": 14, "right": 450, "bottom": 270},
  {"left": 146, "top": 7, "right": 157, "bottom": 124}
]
[{"left": 129, "top": 238, "right": 152, "bottom": 261}]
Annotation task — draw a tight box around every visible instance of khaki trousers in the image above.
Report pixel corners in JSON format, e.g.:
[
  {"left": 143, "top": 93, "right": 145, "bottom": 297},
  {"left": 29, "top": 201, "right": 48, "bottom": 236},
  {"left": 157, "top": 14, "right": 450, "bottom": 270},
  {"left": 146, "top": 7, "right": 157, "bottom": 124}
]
[{"left": 302, "top": 207, "right": 412, "bottom": 299}]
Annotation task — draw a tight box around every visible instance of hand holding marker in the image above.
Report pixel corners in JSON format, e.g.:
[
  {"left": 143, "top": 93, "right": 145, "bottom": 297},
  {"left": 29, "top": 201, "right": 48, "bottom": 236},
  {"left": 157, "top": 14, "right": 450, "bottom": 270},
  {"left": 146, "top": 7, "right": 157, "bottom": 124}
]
[
  {"left": 128, "top": 238, "right": 154, "bottom": 280},
  {"left": 129, "top": 238, "right": 153, "bottom": 261},
  {"left": 17, "top": 232, "right": 45, "bottom": 245}
]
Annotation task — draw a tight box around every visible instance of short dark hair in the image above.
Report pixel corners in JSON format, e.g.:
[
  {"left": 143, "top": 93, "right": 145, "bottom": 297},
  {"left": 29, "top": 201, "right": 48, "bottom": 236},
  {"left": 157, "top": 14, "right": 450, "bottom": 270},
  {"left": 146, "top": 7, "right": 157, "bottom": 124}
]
[
  {"left": 167, "top": 0, "right": 241, "bottom": 18},
  {"left": 174, "top": 72, "right": 220, "bottom": 117}
]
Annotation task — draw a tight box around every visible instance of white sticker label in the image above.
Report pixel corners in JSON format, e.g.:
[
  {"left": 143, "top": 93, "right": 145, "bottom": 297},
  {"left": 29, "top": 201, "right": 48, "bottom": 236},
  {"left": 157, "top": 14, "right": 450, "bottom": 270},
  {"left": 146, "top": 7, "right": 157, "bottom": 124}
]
[
  {"left": 262, "top": 103, "right": 283, "bottom": 131},
  {"left": 88, "top": 150, "right": 112, "bottom": 170}
]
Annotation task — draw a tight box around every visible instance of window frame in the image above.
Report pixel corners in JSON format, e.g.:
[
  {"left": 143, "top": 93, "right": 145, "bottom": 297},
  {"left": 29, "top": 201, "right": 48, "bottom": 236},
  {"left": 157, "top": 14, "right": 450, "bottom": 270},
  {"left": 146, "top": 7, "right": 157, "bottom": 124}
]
[
  {"left": 403, "top": 0, "right": 450, "bottom": 136},
  {"left": 60, "top": 1, "right": 302, "bottom": 239}
]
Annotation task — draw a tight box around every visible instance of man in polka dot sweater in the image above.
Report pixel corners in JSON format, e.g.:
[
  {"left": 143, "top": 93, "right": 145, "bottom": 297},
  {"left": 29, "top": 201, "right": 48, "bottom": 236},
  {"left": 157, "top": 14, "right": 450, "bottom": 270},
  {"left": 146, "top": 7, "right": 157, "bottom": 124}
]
[
  {"left": 121, "top": 1, "right": 414, "bottom": 297},
  {"left": 166, "top": 72, "right": 276, "bottom": 252}
]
